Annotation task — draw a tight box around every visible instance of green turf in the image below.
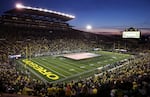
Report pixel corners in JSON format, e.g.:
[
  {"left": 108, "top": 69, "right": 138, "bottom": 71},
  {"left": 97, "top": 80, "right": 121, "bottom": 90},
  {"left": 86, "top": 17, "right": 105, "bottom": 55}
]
[{"left": 18, "top": 51, "right": 131, "bottom": 83}]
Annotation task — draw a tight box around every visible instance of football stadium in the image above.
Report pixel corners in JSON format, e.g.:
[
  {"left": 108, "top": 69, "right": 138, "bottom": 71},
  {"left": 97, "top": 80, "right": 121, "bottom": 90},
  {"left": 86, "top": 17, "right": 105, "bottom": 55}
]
[{"left": 0, "top": 3, "right": 150, "bottom": 97}]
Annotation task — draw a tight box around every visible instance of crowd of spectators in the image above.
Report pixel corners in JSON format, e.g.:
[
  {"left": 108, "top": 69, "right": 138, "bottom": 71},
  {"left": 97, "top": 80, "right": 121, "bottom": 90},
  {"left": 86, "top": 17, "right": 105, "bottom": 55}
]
[
  {"left": 0, "top": 27, "right": 150, "bottom": 97},
  {"left": 1, "top": 35, "right": 150, "bottom": 62},
  {"left": 0, "top": 52, "right": 150, "bottom": 97},
  {"left": 0, "top": 26, "right": 150, "bottom": 62},
  {"left": 0, "top": 36, "right": 98, "bottom": 62}
]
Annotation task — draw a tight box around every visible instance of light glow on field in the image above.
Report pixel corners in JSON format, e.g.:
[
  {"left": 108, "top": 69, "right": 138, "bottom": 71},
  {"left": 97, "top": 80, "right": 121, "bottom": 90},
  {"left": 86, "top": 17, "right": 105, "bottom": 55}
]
[{"left": 63, "top": 52, "right": 100, "bottom": 60}]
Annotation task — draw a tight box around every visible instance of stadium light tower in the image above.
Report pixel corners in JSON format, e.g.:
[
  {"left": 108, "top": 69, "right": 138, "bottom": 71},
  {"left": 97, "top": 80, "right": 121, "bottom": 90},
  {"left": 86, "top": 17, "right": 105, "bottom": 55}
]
[
  {"left": 16, "top": 3, "right": 24, "bottom": 9},
  {"left": 15, "top": 3, "right": 75, "bottom": 19},
  {"left": 86, "top": 25, "right": 92, "bottom": 30}
]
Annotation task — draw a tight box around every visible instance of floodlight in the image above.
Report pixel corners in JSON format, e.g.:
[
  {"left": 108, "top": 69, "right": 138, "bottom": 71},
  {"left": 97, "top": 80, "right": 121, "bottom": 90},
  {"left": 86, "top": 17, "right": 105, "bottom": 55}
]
[
  {"left": 86, "top": 25, "right": 92, "bottom": 30},
  {"left": 15, "top": 3, "right": 75, "bottom": 19},
  {"left": 16, "top": 3, "right": 24, "bottom": 9}
]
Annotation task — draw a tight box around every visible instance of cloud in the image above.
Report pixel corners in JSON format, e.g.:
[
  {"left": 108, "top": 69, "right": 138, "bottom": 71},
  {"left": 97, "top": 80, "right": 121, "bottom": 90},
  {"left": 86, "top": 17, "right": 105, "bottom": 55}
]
[
  {"left": 77, "top": 27, "right": 121, "bottom": 34},
  {"left": 77, "top": 27, "right": 150, "bottom": 35}
]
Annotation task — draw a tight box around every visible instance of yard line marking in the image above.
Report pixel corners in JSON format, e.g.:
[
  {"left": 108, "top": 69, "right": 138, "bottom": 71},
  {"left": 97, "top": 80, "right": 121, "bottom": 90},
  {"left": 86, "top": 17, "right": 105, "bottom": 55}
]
[
  {"left": 32, "top": 59, "right": 67, "bottom": 78},
  {"left": 80, "top": 66, "right": 85, "bottom": 68},
  {"left": 45, "top": 57, "right": 85, "bottom": 72},
  {"left": 69, "top": 69, "right": 75, "bottom": 71},
  {"left": 89, "top": 64, "right": 94, "bottom": 66},
  {"left": 58, "top": 59, "right": 86, "bottom": 71},
  {"left": 39, "top": 58, "right": 76, "bottom": 75},
  {"left": 38, "top": 58, "right": 76, "bottom": 75},
  {"left": 64, "top": 59, "right": 93, "bottom": 69}
]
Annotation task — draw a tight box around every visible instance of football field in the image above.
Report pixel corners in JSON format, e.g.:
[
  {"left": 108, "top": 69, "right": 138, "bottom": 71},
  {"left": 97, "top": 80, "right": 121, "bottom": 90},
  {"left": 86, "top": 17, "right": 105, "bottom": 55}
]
[{"left": 18, "top": 51, "right": 131, "bottom": 83}]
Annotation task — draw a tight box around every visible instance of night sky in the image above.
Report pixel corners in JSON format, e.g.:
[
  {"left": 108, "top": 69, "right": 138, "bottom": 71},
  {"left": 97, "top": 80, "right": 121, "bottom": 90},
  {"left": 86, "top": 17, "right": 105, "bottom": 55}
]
[{"left": 0, "top": 0, "right": 150, "bottom": 34}]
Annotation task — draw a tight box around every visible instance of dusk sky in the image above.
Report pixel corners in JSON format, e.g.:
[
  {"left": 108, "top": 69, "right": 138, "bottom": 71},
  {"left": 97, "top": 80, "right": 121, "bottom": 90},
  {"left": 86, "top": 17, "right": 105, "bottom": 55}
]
[{"left": 0, "top": 0, "right": 150, "bottom": 34}]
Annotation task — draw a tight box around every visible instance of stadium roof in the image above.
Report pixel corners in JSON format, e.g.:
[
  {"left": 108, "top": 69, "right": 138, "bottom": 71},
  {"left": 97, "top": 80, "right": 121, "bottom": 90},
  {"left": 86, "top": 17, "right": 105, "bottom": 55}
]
[{"left": 4, "top": 4, "right": 75, "bottom": 21}]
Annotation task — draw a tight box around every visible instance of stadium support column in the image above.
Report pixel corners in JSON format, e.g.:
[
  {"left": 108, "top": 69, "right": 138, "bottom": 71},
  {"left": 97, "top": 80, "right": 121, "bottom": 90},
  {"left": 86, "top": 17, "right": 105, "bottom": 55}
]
[
  {"left": 125, "top": 39, "right": 127, "bottom": 51},
  {"left": 25, "top": 46, "right": 28, "bottom": 69},
  {"left": 117, "top": 41, "right": 120, "bottom": 49},
  {"left": 113, "top": 42, "right": 116, "bottom": 52},
  {"left": 26, "top": 46, "right": 28, "bottom": 59},
  {"left": 29, "top": 43, "right": 31, "bottom": 60},
  {"left": 25, "top": 39, "right": 31, "bottom": 60}
]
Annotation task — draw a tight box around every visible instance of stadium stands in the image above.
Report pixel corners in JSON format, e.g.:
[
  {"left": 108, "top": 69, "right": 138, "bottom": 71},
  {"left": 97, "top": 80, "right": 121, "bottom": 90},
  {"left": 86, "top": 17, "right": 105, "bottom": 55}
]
[
  {"left": 0, "top": 5, "right": 150, "bottom": 97},
  {"left": 0, "top": 52, "right": 150, "bottom": 97}
]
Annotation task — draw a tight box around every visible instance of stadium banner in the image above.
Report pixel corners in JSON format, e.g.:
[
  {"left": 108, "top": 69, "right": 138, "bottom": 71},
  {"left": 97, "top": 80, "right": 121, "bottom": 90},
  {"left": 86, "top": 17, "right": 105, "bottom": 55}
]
[
  {"left": 22, "top": 59, "right": 59, "bottom": 80},
  {"left": 8, "top": 54, "right": 21, "bottom": 59}
]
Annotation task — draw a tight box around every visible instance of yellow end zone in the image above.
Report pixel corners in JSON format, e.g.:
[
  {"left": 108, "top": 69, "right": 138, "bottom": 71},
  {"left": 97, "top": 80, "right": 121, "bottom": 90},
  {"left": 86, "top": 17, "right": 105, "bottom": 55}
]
[{"left": 22, "top": 59, "right": 59, "bottom": 80}]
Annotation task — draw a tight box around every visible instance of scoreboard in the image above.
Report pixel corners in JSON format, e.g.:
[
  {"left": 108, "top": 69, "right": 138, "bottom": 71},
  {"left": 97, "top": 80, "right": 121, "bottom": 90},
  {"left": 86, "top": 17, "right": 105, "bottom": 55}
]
[{"left": 122, "top": 31, "right": 141, "bottom": 38}]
